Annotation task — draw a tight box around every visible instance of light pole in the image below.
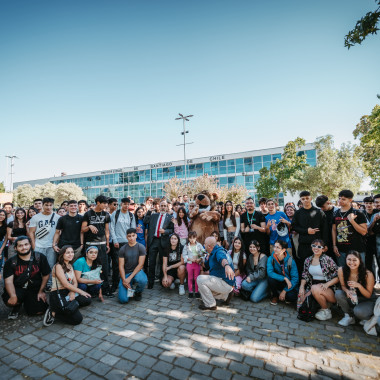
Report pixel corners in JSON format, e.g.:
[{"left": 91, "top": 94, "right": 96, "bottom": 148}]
[
  {"left": 5, "top": 155, "right": 19, "bottom": 191},
  {"left": 175, "top": 113, "right": 193, "bottom": 182}
]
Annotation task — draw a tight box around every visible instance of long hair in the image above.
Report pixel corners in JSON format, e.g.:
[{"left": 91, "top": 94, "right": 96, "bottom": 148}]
[
  {"left": 135, "top": 206, "right": 145, "bottom": 224},
  {"left": 27, "top": 207, "right": 38, "bottom": 221},
  {"left": 176, "top": 207, "right": 189, "bottom": 228},
  {"left": 13, "top": 208, "right": 27, "bottom": 229},
  {"left": 57, "top": 245, "right": 74, "bottom": 273},
  {"left": 230, "top": 237, "right": 246, "bottom": 274},
  {"left": 0, "top": 209, "right": 7, "bottom": 238},
  {"left": 223, "top": 201, "right": 236, "bottom": 228},
  {"left": 343, "top": 250, "right": 367, "bottom": 288},
  {"left": 168, "top": 233, "right": 182, "bottom": 256}
]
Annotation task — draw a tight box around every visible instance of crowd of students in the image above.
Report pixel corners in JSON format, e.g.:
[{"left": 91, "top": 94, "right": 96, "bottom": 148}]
[{"left": 0, "top": 189, "right": 379, "bottom": 336}]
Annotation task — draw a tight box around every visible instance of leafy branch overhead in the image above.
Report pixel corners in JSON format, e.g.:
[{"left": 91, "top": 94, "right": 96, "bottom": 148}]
[{"left": 345, "top": 0, "right": 380, "bottom": 48}]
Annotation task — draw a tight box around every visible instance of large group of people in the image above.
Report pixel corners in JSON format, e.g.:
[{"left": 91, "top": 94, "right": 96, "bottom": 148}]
[{"left": 0, "top": 189, "right": 379, "bottom": 336}]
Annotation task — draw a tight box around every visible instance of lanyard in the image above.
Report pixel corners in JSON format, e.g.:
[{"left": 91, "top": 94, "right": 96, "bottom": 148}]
[{"left": 247, "top": 211, "right": 255, "bottom": 226}]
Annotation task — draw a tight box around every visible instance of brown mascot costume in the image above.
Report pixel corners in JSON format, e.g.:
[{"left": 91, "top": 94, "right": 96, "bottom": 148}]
[{"left": 189, "top": 190, "right": 221, "bottom": 245}]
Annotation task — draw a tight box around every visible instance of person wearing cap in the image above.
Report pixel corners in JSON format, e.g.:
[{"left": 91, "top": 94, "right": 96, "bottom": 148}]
[
  {"left": 292, "top": 191, "right": 328, "bottom": 275},
  {"left": 265, "top": 199, "right": 292, "bottom": 256}
]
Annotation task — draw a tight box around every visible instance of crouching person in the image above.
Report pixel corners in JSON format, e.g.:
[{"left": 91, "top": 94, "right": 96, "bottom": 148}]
[
  {"left": 267, "top": 240, "right": 299, "bottom": 306},
  {"left": 118, "top": 228, "right": 148, "bottom": 303},
  {"left": 44, "top": 246, "right": 92, "bottom": 326},
  {"left": 74, "top": 246, "right": 104, "bottom": 302},
  {"left": 197, "top": 236, "right": 235, "bottom": 311},
  {"left": 2, "top": 236, "right": 50, "bottom": 320}
]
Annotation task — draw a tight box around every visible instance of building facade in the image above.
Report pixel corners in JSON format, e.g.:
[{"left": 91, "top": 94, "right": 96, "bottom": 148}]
[{"left": 14, "top": 144, "right": 316, "bottom": 205}]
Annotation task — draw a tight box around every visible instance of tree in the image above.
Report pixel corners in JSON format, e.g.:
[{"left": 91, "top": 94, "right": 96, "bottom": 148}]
[
  {"left": 219, "top": 185, "right": 249, "bottom": 205},
  {"left": 345, "top": 0, "right": 380, "bottom": 48},
  {"left": 300, "top": 135, "right": 365, "bottom": 199},
  {"left": 55, "top": 183, "right": 87, "bottom": 205},
  {"left": 0, "top": 182, "right": 5, "bottom": 193},
  {"left": 12, "top": 182, "right": 86, "bottom": 207},
  {"left": 185, "top": 175, "right": 220, "bottom": 200},
  {"left": 163, "top": 177, "right": 187, "bottom": 201},
  {"left": 255, "top": 137, "right": 308, "bottom": 202},
  {"left": 353, "top": 104, "right": 380, "bottom": 190},
  {"left": 13, "top": 184, "right": 36, "bottom": 207}
]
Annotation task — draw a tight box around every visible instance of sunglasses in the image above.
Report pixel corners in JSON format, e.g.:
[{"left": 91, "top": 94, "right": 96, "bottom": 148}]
[{"left": 311, "top": 244, "right": 324, "bottom": 249}]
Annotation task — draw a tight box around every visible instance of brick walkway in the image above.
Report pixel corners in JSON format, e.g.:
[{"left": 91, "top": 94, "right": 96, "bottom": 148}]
[{"left": 0, "top": 286, "right": 379, "bottom": 380}]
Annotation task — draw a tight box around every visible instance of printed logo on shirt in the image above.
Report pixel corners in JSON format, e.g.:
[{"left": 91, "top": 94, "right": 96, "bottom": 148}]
[
  {"left": 336, "top": 219, "right": 350, "bottom": 244},
  {"left": 90, "top": 215, "right": 106, "bottom": 225},
  {"left": 38, "top": 220, "right": 56, "bottom": 228}
]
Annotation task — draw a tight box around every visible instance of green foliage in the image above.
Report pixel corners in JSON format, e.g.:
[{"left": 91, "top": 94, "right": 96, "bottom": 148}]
[
  {"left": 13, "top": 182, "right": 86, "bottom": 207},
  {"left": 353, "top": 104, "right": 380, "bottom": 190},
  {"left": 301, "top": 136, "right": 365, "bottom": 199},
  {"left": 0, "top": 182, "right": 5, "bottom": 193},
  {"left": 255, "top": 137, "right": 308, "bottom": 202},
  {"left": 345, "top": 1, "right": 380, "bottom": 48}
]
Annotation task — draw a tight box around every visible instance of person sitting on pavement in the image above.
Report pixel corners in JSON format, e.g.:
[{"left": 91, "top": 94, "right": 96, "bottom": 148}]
[
  {"left": 267, "top": 240, "right": 299, "bottom": 306},
  {"left": 2, "top": 235, "right": 50, "bottom": 320},
  {"left": 197, "top": 236, "right": 235, "bottom": 311},
  {"left": 73, "top": 246, "right": 104, "bottom": 302},
  {"left": 44, "top": 245, "right": 92, "bottom": 326},
  {"left": 118, "top": 228, "right": 148, "bottom": 303},
  {"left": 162, "top": 233, "right": 186, "bottom": 295},
  {"left": 298, "top": 239, "right": 339, "bottom": 321},
  {"left": 335, "top": 250, "right": 376, "bottom": 326},
  {"left": 241, "top": 240, "right": 269, "bottom": 303}
]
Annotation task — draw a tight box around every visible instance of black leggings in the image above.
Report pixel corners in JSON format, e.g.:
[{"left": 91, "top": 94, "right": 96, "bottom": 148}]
[{"left": 49, "top": 289, "right": 91, "bottom": 325}]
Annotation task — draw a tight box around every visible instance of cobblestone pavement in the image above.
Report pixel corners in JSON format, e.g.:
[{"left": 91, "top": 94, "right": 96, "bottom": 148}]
[{"left": 0, "top": 285, "right": 379, "bottom": 380}]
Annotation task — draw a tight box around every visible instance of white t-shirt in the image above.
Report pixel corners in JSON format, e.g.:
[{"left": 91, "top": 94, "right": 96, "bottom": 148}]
[
  {"left": 309, "top": 264, "right": 325, "bottom": 281},
  {"left": 29, "top": 212, "right": 60, "bottom": 249},
  {"left": 232, "top": 251, "right": 246, "bottom": 268}
]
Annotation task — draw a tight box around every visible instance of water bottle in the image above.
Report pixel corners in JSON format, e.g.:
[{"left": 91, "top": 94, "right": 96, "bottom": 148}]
[{"left": 350, "top": 287, "right": 358, "bottom": 305}]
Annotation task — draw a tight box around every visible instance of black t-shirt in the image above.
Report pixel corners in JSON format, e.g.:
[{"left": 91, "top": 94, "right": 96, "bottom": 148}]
[
  {"left": 3, "top": 253, "right": 51, "bottom": 290},
  {"left": 164, "top": 246, "right": 182, "bottom": 266},
  {"left": 333, "top": 208, "right": 367, "bottom": 253},
  {"left": 56, "top": 214, "right": 83, "bottom": 249},
  {"left": 83, "top": 210, "right": 111, "bottom": 243},
  {"left": 240, "top": 211, "right": 266, "bottom": 248},
  {"left": 7, "top": 222, "right": 27, "bottom": 238}
]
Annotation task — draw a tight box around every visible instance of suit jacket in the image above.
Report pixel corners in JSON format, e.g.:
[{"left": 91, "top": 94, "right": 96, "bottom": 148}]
[{"left": 146, "top": 213, "right": 174, "bottom": 248}]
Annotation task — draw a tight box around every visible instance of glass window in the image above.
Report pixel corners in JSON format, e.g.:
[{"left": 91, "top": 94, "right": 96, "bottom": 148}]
[
  {"left": 263, "top": 161, "right": 271, "bottom": 169},
  {"left": 219, "top": 177, "right": 227, "bottom": 186},
  {"left": 307, "top": 158, "right": 316, "bottom": 167},
  {"left": 219, "top": 160, "right": 226, "bottom": 175},
  {"left": 228, "top": 176, "right": 235, "bottom": 184},
  {"left": 254, "top": 161, "right": 263, "bottom": 171},
  {"left": 272, "top": 153, "right": 281, "bottom": 162},
  {"left": 254, "top": 174, "right": 260, "bottom": 184},
  {"left": 151, "top": 169, "right": 157, "bottom": 180},
  {"left": 244, "top": 157, "right": 253, "bottom": 172},
  {"left": 263, "top": 155, "right": 271, "bottom": 162},
  {"left": 228, "top": 160, "right": 235, "bottom": 174},
  {"left": 236, "top": 158, "right": 244, "bottom": 173},
  {"left": 253, "top": 156, "right": 262, "bottom": 163},
  {"left": 211, "top": 162, "right": 218, "bottom": 175},
  {"left": 297, "top": 150, "right": 305, "bottom": 157},
  {"left": 204, "top": 162, "right": 211, "bottom": 175},
  {"left": 236, "top": 175, "right": 244, "bottom": 185},
  {"left": 306, "top": 150, "right": 316, "bottom": 159}
]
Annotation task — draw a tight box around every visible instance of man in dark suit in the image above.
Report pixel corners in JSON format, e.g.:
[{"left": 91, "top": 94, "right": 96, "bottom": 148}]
[{"left": 144, "top": 199, "right": 174, "bottom": 288}]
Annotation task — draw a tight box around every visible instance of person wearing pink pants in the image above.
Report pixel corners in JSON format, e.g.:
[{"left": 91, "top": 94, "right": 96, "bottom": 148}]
[{"left": 182, "top": 231, "right": 204, "bottom": 299}]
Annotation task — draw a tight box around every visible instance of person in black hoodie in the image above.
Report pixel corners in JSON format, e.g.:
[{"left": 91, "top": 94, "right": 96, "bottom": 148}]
[{"left": 292, "top": 191, "right": 328, "bottom": 275}]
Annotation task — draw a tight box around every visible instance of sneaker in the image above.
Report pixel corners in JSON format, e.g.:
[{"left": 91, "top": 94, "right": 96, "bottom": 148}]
[
  {"left": 188, "top": 293, "right": 194, "bottom": 299},
  {"left": 148, "top": 283, "right": 154, "bottom": 289},
  {"left": 270, "top": 297, "right": 279, "bottom": 306},
  {"left": 359, "top": 320, "right": 367, "bottom": 326},
  {"left": 195, "top": 292, "right": 201, "bottom": 299},
  {"left": 170, "top": 282, "right": 176, "bottom": 290},
  {"left": 43, "top": 308, "right": 54, "bottom": 326},
  {"left": 315, "top": 309, "right": 332, "bottom": 321},
  {"left": 179, "top": 285, "right": 185, "bottom": 296},
  {"left": 8, "top": 309, "right": 18, "bottom": 320},
  {"left": 338, "top": 313, "right": 356, "bottom": 327},
  {"left": 199, "top": 303, "right": 217, "bottom": 311},
  {"left": 105, "top": 291, "right": 115, "bottom": 298},
  {"left": 221, "top": 291, "right": 234, "bottom": 306},
  {"left": 134, "top": 292, "right": 142, "bottom": 301},
  {"left": 175, "top": 279, "right": 180, "bottom": 284}
]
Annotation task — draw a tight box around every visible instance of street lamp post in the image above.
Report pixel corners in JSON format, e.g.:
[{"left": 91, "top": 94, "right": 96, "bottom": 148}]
[
  {"left": 5, "top": 155, "right": 19, "bottom": 191},
  {"left": 175, "top": 113, "right": 193, "bottom": 182}
]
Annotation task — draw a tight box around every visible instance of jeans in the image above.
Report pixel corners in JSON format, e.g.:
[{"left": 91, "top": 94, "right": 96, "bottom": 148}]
[
  {"left": 118, "top": 270, "right": 148, "bottom": 304},
  {"left": 241, "top": 278, "right": 269, "bottom": 303},
  {"left": 35, "top": 247, "right": 56, "bottom": 287},
  {"left": 267, "top": 276, "right": 298, "bottom": 302},
  {"left": 335, "top": 289, "right": 376, "bottom": 320},
  {"left": 78, "top": 283, "right": 102, "bottom": 297},
  {"left": 337, "top": 251, "right": 365, "bottom": 268}
]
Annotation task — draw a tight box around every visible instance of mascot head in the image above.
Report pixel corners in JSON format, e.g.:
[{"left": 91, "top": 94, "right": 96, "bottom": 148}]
[{"left": 194, "top": 190, "right": 218, "bottom": 213}]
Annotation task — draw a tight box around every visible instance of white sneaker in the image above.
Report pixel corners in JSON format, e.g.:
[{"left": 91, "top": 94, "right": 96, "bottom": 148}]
[
  {"left": 338, "top": 313, "right": 356, "bottom": 326},
  {"left": 179, "top": 285, "right": 185, "bottom": 296},
  {"left": 170, "top": 282, "right": 175, "bottom": 290},
  {"left": 315, "top": 309, "right": 332, "bottom": 321}
]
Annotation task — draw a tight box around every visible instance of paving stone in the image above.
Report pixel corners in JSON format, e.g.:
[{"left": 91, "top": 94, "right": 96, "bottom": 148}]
[
  {"left": 67, "top": 367, "right": 92, "bottom": 379},
  {"left": 100, "top": 353, "right": 120, "bottom": 366},
  {"left": 22, "top": 364, "right": 48, "bottom": 378},
  {"left": 152, "top": 360, "right": 174, "bottom": 374},
  {"left": 131, "top": 364, "right": 152, "bottom": 378},
  {"left": 121, "top": 349, "right": 141, "bottom": 362},
  {"left": 91, "top": 361, "right": 113, "bottom": 376}
]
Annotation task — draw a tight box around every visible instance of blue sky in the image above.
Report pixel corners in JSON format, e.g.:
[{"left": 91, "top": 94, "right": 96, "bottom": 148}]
[{"left": 0, "top": 0, "right": 379, "bottom": 187}]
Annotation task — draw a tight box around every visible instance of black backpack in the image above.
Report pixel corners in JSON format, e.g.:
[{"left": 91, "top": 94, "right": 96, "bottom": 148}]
[
  {"left": 114, "top": 210, "right": 134, "bottom": 226},
  {"left": 297, "top": 294, "right": 319, "bottom": 322}
]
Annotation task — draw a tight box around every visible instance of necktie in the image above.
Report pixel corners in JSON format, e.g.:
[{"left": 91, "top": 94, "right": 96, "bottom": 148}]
[{"left": 157, "top": 214, "right": 164, "bottom": 237}]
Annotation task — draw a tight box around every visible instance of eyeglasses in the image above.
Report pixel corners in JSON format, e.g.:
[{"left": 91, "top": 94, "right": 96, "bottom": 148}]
[{"left": 311, "top": 244, "right": 324, "bottom": 249}]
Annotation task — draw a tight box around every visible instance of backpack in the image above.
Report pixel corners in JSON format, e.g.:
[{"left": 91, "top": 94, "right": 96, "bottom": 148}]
[
  {"left": 297, "top": 294, "right": 319, "bottom": 322},
  {"left": 272, "top": 256, "right": 293, "bottom": 274},
  {"left": 114, "top": 210, "right": 134, "bottom": 226},
  {"left": 10, "top": 252, "right": 41, "bottom": 288}
]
